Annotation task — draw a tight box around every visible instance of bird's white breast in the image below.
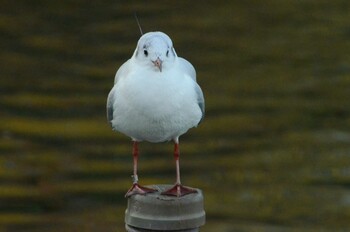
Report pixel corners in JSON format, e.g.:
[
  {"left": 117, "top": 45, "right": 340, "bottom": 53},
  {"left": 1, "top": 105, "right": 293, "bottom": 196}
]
[{"left": 111, "top": 64, "right": 202, "bottom": 143}]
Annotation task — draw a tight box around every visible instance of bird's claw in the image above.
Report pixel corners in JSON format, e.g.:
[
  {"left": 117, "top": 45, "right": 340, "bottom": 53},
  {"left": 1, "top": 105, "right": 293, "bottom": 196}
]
[
  {"left": 161, "top": 184, "right": 197, "bottom": 197},
  {"left": 125, "top": 183, "right": 157, "bottom": 198}
]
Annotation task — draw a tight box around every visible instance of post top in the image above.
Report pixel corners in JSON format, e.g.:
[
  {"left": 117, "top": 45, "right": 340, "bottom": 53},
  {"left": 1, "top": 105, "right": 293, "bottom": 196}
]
[{"left": 125, "top": 185, "right": 205, "bottom": 230}]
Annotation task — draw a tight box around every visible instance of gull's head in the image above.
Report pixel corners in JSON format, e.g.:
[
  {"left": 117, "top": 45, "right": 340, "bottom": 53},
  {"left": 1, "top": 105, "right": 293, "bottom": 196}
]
[{"left": 133, "top": 32, "right": 177, "bottom": 72}]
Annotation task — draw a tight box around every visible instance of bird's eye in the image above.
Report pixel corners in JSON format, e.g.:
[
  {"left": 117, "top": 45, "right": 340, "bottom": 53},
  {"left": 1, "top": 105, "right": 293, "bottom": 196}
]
[
  {"left": 144, "top": 50, "right": 148, "bottom": 57},
  {"left": 166, "top": 50, "right": 169, "bottom": 57}
]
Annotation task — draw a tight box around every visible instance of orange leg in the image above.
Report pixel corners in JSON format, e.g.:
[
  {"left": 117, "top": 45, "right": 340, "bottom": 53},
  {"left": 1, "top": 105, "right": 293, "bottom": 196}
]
[
  {"left": 161, "top": 142, "right": 197, "bottom": 197},
  {"left": 125, "top": 141, "right": 156, "bottom": 197}
]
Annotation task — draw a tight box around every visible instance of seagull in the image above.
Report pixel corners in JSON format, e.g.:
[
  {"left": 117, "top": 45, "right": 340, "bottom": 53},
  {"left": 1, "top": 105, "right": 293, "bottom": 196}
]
[{"left": 107, "top": 31, "right": 205, "bottom": 197}]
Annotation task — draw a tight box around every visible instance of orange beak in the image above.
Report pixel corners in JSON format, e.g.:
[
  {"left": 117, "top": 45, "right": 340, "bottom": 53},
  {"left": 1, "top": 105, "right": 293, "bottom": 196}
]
[{"left": 152, "top": 57, "right": 162, "bottom": 72}]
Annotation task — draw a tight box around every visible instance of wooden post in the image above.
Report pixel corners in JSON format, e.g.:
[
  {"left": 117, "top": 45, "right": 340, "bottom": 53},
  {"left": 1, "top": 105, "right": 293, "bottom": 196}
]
[{"left": 125, "top": 185, "right": 205, "bottom": 231}]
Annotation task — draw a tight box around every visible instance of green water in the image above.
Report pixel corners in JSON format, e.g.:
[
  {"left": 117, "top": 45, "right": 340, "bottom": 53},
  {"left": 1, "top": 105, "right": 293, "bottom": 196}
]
[{"left": 1, "top": 1, "right": 350, "bottom": 231}]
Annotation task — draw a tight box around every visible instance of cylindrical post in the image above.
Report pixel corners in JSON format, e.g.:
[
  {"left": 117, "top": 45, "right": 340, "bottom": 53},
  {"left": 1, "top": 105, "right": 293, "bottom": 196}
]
[{"left": 125, "top": 185, "right": 205, "bottom": 231}]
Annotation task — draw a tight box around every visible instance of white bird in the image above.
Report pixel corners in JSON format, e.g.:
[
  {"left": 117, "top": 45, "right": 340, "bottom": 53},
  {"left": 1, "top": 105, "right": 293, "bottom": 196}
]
[{"left": 107, "top": 31, "right": 205, "bottom": 197}]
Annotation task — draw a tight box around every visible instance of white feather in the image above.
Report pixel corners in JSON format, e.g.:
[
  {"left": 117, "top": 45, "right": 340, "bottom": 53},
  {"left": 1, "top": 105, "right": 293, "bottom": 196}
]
[{"left": 107, "top": 31, "right": 205, "bottom": 142}]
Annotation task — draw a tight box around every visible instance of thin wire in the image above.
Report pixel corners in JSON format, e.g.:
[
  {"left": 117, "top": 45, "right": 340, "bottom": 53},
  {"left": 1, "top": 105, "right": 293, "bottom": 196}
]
[{"left": 134, "top": 13, "right": 143, "bottom": 35}]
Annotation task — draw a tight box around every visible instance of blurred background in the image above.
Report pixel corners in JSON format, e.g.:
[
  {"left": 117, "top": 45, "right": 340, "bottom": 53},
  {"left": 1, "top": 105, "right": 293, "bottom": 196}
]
[{"left": 1, "top": 0, "right": 350, "bottom": 231}]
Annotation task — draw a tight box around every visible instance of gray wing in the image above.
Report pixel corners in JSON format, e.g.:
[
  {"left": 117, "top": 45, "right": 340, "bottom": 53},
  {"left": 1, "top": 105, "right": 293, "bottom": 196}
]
[
  {"left": 106, "top": 86, "right": 115, "bottom": 125},
  {"left": 106, "top": 60, "right": 131, "bottom": 125},
  {"left": 178, "top": 57, "right": 205, "bottom": 124},
  {"left": 114, "top": 59, "right": 131, "bottom": 85},
  {"left": 178, "top": 57, "right": 204, "bottom": 124},
  {"left": 178, "top": 57, "right": 196, "bottom": 81},
  {"left": 195, "top": 83, "right": 205, "bottom": 124}
]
